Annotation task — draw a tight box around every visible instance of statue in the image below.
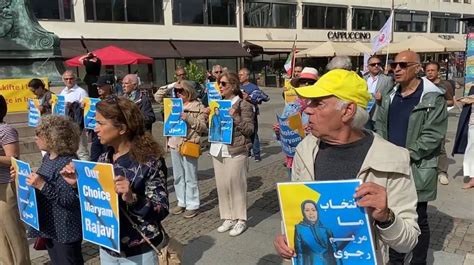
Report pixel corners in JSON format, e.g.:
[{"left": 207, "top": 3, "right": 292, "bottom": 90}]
[{"left": 0, "top": 0, "right": 64, "bottom": 85}]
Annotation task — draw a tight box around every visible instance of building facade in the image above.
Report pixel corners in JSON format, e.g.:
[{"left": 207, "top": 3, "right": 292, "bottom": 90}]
[{"left": 34, "top": 0, "right": 474, "bottom": 86}]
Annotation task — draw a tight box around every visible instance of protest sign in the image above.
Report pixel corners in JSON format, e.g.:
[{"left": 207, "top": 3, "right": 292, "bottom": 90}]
[
  {"left": 207, "top": 82, "right": 222, "bottom": 103},
  {"left": 277, "top": 113, "right": 304, "bottom": 157},
  {"left": 284, "top": 89, "right": 298, "bottom": 104},
  {"left": 51, "top": 94, "right": 66, "bottom": 116},
  {"left": 74, "top": 160, "right": 120, "bottom": 252},
  {"left": 163, "top": 98, "right": 187, "bottom": 137},
  {"left": 0, "top": 78, "right": 47, "bottom": 113},
  {"left": 83, "top": 97, "right": 101, "bottom": 130},
  {"left": 208, "top": 100, "right": 233, "bottom": 144},
  {"left": 28, "top": 99, "right": 41, "bottom": 127},
  {"left": 278, "top": 180, "right": 377, "bottom": 265},
  {"left": 11, "top": 158, "right": 39, "bottom": 230}
]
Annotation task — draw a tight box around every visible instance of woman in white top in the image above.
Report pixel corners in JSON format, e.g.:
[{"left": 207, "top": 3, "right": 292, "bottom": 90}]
[{"left": 209, "top": 72, "right": 254, "bottom": 236}]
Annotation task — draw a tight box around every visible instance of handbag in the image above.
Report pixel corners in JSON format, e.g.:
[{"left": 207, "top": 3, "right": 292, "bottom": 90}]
[
  {"left": 179, "top": 141, "right": 201, "bottom": 158},
  {"left": 121, "top": 208, "right": 183, "bottom": 265},
  {"left": 33, "top": 237, "right": 47, "bottom": 250}
]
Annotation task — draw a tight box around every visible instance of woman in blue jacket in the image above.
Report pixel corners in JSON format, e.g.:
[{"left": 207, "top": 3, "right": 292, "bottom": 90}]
[{"left": 294, "top": 200, "right": 341, "bottom": 265}]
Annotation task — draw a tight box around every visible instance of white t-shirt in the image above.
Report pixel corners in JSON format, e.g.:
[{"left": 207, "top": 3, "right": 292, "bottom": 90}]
[
  {"left": 60, "top": 84, "right": 88, "bottom": 104},
  {"left": 366, "top": 75, "right": 379, "bottom": 95}
]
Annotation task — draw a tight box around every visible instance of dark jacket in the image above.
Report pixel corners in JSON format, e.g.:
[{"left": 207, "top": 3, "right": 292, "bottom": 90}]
[
  {"left": 98, "top": 149, "right": 169, "bottom": 257},
  {"left": 67, "top": 101, "right": 84, "bottom": 130},
  {"left": 132, "top": 90, "right": 156, "bottom": 131},
  {"left": 452, "top": 86, "right": 474, "bottom": 155},
  {"left": 29, "top": 154, "right": 82, "bottom": 243}
]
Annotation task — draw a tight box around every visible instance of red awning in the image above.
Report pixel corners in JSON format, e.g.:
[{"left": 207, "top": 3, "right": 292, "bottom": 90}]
[{"left": 65, "top": 45, "right": 153, "bottom": 67}]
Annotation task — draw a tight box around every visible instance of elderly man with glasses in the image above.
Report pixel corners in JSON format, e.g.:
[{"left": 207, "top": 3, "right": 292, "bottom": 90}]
[
  {"left": 60, "top": 70, "right": 90, "bottom": 160},
  {"left": 363, "top": 56, "right": 394, "bottom": 130},
  {"left": 376, "top": 50, "right": 448, "bottom": 265},
  {"left": 274, "top": 69, "right": 420, "bottom": 264},
  {"left": 122, "top": 74, "right": 156, "bottom": 132}
]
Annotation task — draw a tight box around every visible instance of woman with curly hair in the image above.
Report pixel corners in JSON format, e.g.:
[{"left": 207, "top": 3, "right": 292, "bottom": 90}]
[
  {"left": 61, "top": 96, "right": 169, "bottom": 264},
  {"left": 11, "top": 115, "right": 83, "bottom": 264}
]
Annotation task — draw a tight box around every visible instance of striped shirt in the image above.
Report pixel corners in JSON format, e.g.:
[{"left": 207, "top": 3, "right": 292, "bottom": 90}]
[{"left": 0, "top": 123, "right": 19, "bottom": 184}]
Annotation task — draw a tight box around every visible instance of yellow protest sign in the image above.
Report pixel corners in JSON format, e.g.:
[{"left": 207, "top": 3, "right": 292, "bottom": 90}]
[
  {"left": 284, "top": 89, "right": 298, "bottom": 104},
  {"left": 0, "top": 78, "right": 48, "bottom": 113}
]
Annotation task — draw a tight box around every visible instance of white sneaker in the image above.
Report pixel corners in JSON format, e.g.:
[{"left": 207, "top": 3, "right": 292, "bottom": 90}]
[
  {"left": 438, "top": 173, "right": 449, "bottom": 185},
  {"left": 229, "top": 221, "right": 247, "bottom": 236},
  {"left": 217, "top": 219, "right": 236, "bottom": 233}
]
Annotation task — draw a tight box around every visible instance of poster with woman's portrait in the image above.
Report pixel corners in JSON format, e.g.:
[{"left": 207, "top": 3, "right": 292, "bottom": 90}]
[
  {"left": 208, "top": 100, "right": 232, "bottom": 144},
  {"left": 277, "top": 180, "right": 377, "bottom": 265}
]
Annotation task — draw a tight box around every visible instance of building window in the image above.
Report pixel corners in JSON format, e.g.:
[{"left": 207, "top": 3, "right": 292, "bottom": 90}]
[
  {"left": 352, "top": 8, "right": 391, "bottom": 31},
  {"left": 465, "top": 0, "right": 471, "bottom": 4},
  {"left": 85, "top": 0, "right": 164, "bottom": 24},
  {"left": 303, "top": 5, "right": 347, "bottom": 30},
  {"left": 431, "top": 13, "right": 460, "bottom": 33},
  {"left": 32, "top": 0, "right": 73, "bottom": 20},
  {"left": 394, "top": 11, "right": 428, "bottom": 32},
  {"left": 244, "top": 2, "right": 296, "bottom": 29},
  {"left": 173, "top": 0, "right": 236, "bottom": 26}
]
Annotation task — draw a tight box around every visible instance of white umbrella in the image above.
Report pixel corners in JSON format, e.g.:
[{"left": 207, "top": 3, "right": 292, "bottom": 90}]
[
  {"left": 296, "top": 41, "right": 369, "bottom": 58},
  {"left": 379, "top": 36, "right": 464, "bottom": 54}
]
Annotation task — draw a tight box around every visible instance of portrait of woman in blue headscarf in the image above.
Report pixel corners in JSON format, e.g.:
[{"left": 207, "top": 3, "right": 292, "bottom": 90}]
[{"left": 294, "top": 200, "right": 342, "bottom": 265}]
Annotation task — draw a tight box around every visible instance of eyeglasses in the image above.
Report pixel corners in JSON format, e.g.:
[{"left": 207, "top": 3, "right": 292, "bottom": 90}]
[
  {"left": 219, "top": 81, "right": 228, "bottom": 87},
  {"left": 369, "top": 63, "right": 381, "bottom": 67},
  {"left": 389, "top": 62, "right": 419, "bottom": 69},
  {"left": 63, "top": 78, "right": 74, "bottom": 81}
]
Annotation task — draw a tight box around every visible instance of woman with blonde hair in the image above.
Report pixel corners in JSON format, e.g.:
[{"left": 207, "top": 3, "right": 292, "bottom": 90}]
[
  {"left": 61, "top": 96, "right": 169, "bottom": 264},
  {"left": 11, "top": 115, "right": 83, "bottom": 264},
  {"left": 164, "top": 80, "right": 207, "bottom": 218},
  {"left": 210, "top": 72, "right": 254, "bottom": 236}
]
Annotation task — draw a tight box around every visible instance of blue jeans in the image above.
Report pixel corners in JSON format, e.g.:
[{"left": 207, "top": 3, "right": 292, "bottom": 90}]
[
  {"left": 99, "top": 248, "right": 157, "bottom": 265},
  {"left": 251, "top": 116, "right": 261, "bottom": 160},
  {"left": 170, "top": 149, "right": 200, "bottom": 210}
]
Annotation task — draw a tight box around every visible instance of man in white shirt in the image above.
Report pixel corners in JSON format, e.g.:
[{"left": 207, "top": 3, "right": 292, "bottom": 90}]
[{"left": 60, "top": 70, "right": 90, "bottom": 160}]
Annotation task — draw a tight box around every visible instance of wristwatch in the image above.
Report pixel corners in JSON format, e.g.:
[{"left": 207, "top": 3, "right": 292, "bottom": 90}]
[{"left": 376, "top": 208, "right": 395, "bottom": 229}]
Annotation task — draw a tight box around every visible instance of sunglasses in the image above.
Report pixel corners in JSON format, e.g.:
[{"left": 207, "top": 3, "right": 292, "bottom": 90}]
[
  {"left": 298, "top": 79, "right": 316, "bottom": 87},
  {"left": 390, "top": 62, "right": 419, "bottom": 69},
  {"left": 63, "top": 78, "right": 74, "bottom": 80},
  {"left": 369, "top": 63, "right": 381, "bottom": 67},
  {"left": 219, "top": 81, "right": 228, "bottom": 87},
  {"left": 175, "top": 89, "right": 184, "bottom": 94},
  {"left": 214, "top": 71, "right": 223, "bottom": 74}
]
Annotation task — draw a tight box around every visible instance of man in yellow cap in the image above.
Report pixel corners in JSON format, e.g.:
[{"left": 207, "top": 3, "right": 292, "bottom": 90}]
[{"left": 274, "top": 69, "right": 420, "bottom": 264}]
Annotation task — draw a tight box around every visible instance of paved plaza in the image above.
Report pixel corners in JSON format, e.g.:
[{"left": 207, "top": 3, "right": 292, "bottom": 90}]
[{"left": 26, "top": 87, "right": 474, "bottom": 265}]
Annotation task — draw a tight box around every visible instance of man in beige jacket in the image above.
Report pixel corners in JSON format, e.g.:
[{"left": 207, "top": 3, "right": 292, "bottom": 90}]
[{"left": 274, "top": 69, "right": 420, "bottom": 264}]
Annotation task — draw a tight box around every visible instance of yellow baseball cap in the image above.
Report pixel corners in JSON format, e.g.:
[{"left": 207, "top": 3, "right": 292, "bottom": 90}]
[{"left": 294, "top": 69, "right": 371, "bottom": 109}]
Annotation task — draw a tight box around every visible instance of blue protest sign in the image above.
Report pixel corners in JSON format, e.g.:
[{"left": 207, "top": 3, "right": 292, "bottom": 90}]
[
  {"left": 277, "top": 113, "right": 304, "bottom": 157},
  {"left": 84, "top": 97, "right": 101, "bottom": 130},
  {"left": 209, "top": 100, "right": 233, "bottom": 144},
  {"left": 52, "top": 94, "right": 66, "bottom": 116},
  {"left": 74, "top": 160, "right": 120, "bottom": 252},
  {"left": 278, "top": 180, "right": 377, "bottom": 265},
  {"left": 163, "top": 98, "right": 187, "bottom": 137},
  {"left": 207, "top": 82, "right": 222, "bottom": 103},
  {"left": 11, "top": 158, "right": 39, "bottom": 231},
  {"left": 28, "top": 99, "right": 41, "bottom": 127}
]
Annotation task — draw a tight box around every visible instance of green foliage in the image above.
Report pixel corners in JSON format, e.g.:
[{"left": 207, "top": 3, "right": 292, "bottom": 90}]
[{"left": 184, "top": 62, "right": 206, "bottom": 84}]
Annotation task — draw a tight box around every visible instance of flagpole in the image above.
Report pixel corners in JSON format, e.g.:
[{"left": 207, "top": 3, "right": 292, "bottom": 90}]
[{"left": 291, "top": 34, "right": 298, "bottom": 79}]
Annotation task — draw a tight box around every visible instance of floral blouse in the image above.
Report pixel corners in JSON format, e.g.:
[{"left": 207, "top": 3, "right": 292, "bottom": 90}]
[{"left": 98, "top": 148, "right": 169, "bottom": 257}]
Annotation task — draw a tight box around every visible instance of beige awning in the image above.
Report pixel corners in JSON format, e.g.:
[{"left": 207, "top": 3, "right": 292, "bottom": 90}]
[
  {"left": 296, "top": 41, "right": 372, "bottom": 58},
  {"left": 378, "top": 36, "right": 465, "bottom": 54},
  {"left": 246, "top": 41, "right": 317, "bottom": 52}
]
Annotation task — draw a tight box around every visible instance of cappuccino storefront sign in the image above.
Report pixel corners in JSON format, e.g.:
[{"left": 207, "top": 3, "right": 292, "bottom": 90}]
[{"left": 328, "top": 31, "right": 371, "bottom": 41}]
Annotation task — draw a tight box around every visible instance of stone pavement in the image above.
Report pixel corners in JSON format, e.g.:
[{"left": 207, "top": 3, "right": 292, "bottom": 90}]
[{"left": 30, "top": 155, "right": 474, "bottom": 265}]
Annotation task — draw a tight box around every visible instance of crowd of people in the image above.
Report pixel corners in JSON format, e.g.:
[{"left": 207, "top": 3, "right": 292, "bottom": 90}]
[{"left": 0, "top": 49, "right": 472, "bottom": 265}]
